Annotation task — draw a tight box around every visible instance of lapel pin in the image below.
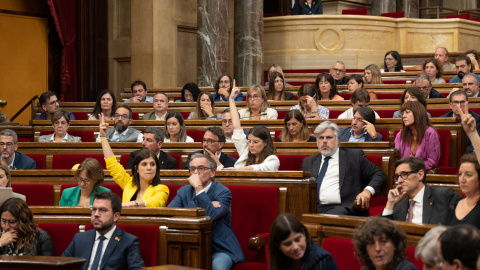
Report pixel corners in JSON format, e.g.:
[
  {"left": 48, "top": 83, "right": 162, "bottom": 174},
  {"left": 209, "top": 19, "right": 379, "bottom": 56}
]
[{"left": 115, "top": 237, "right": 120, "bottom": 241}]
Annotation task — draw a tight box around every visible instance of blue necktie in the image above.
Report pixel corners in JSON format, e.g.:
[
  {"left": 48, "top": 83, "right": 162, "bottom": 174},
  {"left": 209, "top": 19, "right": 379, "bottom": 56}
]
[
  {"left": 317, "top": 156, "right": 331, "bottom": 190},
  {"left": 90, "top": 235, "right": 106, "bottom": 270},
  {"left": 112, "top": 133, "right": 123, "bottom": 142}
]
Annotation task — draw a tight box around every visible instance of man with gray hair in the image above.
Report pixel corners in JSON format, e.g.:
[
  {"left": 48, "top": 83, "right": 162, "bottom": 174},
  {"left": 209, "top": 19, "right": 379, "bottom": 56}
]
[
  {"left": 434, "top": 47, "right": 455, "bottom": 71},
  {"left": 415, "top": 74, "right": 444, "bottom": 99},
  {"left": 461, "top": 72, "right": 480, "bottom": 98},
  {"left": 127, "top": 127, "right": 177, "bottom": 169},
  {"left": 329, "top": 61, "right": 348, "bottom": 85},
  {"left": 301, "top": 121, "right": 385, "bottom": 215},
  {"left": 0, "top": 129, "right": 36, "bottom": 169}
]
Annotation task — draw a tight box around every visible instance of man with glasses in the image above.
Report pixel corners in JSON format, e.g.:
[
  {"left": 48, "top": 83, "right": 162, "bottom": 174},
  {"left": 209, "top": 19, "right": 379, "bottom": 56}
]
[
  {"left": 441, "top": 90, "right": 480, "bottom": 153},
  {"left": 184, "top": 127, "right": 237, "bottom": 170},
  {"left": 35, "top": 91, "right": 75, "bottom": 120},
  {"left": 415, "top": 74, "right": 444, "bottom": 99},
  {"left": 63, "top": 192, "right": 145, "bottom": 269},
  {"left": 142, "top": 92, "right": 169, "bottom": 120},
  {"left": 126, "top": 80, "right": 153, "bottom": 103},
  {"left": 0, "top": 129, "right": 36, "bottom": 170},
  {"left": 329, "top": 61, "right": 348, "bottom": 85},
  {"left": 301, "top": 121, "right": 385, "bottom": 215},
  {"left": 221, "top": 108, "right": 248, "bottom": 142},
  {"left": 95, "top": 104, "right": 143, "bottom": 142},
  {"left": 169, "top": 153, "right": 244, "bottom": 269},
  {"left": 381, "top": 157, "right": 461, "bottom": 225}
]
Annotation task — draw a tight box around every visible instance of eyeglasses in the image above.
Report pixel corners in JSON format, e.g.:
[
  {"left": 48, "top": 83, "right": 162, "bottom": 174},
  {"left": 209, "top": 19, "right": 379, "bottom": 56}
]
[
  {"left": 90, "top": 207, "right": 111, "bottom": 215},
  {"left": 451, "top": 100, "right": 467, "bottom": 105},
  {"left": 248, "top": 95, "right": 261, "bottom": 100},
  {"left": 318, "top": 136, "right": 335, "bottom": 141},
  {"left": 0, "top": 142, "right": 15, "bottom": 148},
  {"left": 221, "top": 119, "right": 232, "bottom": 125},
  {"left": 393, "top": 171, "right": 418, "bottom": 181},
  {"left": 114, "top": 114, "right": 131, "bottom": 119},
  {"left": 189, "top": 166, "right": 211, "bottom": 173},
  {"left": 54, "top": 121, "right": 68, "bottom": 126},
  {"left": 76, "top": 177, "right": 92, "bottom": 184},
  {"left": 331, "top": 68, "right": 345, "bottom": 73},
  {"left": 384, "top": 57, "right": 395, "bottom": 61},
  {"left": 0, "top": 218, "right": 17, "bottom": 226},
  {"left": 48, "top": 100, "right": 59, "bottom": 105},
  {"left": 202, "top": 139, "right": 219, "bottom": 145}
]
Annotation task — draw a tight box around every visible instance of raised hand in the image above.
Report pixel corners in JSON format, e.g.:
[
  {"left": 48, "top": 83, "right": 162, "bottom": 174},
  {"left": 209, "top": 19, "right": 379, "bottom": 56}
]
[
  {"left": 99, "top": 112, "right": 109, "bottom": 137},
  {"left": 458, "top": 102, "right": 476, "bottom": 134},
  {"left": 362, "top": 119, "right": 377, "bottom": 139},
  {"left": 229, "top": 80, "right": 240, "bottom": 100}
]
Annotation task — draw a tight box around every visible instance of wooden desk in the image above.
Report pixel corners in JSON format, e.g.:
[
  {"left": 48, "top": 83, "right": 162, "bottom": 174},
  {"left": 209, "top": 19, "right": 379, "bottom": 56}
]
[
  {"left": 0, "top": 255, "right": 85, "bottom": 270},
  {"left": 141, "top": 265, "right": 203, "bottom": 270}
]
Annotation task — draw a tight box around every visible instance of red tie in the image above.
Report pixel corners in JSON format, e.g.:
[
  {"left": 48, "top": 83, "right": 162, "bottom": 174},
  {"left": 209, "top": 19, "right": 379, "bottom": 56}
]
[{"left": 407, "top": 200, "right": 415, "bottom": 223}]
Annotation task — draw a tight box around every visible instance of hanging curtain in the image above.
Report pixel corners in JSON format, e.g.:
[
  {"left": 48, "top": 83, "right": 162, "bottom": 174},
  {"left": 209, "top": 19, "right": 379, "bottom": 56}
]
[{"left": 47, "top": 0, "right": 77, "bottom": 101}]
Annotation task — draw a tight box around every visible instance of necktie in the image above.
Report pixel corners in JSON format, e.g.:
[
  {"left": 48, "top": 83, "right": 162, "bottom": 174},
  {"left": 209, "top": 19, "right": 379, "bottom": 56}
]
[
  {"left": 112, "top": 132, "right": 124, "bottom": 142},
  {"left": 317, "top": 156, "right": 331, "bottom": 191},
  {"left": 90, "top": 235, "right": 106, "bottom": 270},
  {"left": 407, "top": 200, "right": 415, "bottom": 223}
]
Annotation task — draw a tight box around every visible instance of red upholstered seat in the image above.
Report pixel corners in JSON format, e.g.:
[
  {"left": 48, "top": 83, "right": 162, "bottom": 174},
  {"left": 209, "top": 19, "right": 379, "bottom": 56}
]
[
  {"left": 186, "top": 130, "right": 205, "bottom": 142},
  {"left": 365, "top": 155, "right": 382, "bottom": 169},
  {"left": 376, "top": 130, "right": 389, "bottom": 142},
  {"left": 25, "top": 154, "right": 46, "bottom": 169},
  {"left": 376, "top": 110, "right": 397, "bottom": 118},
  {"left": 470, "top": 17, "right": 480, "bottom": 22},
  {"left": 407, "top": 246, "right": 424, "bottom": 270},
  {"left": 375, "top": 93, "right": 402, "bottom": 100},
  {"left": 173, "top": 96, "right": 181, "bottom": 101},
  {"left": 277, "top": 110, "right": 288, "bottom": 119},
  {"left": 381, "top": 11, "right": 405, "bottom": 18},
  {"left": 52, "top": 154, "right": 106, "bottom": 169},
  {"left": 71, "top": 112, "right": 88, "bottom": 120},
  {"left": 439, "top": 167, "right": 459, "bottom": 175},
  {"left": 11, "top": 184, "right": 53, "bottom": 206},
  {"left": 329, "top": 110, "right": 344, "bottom": 119},
  {"left": 278, "top": 155, "right": 310, "bottom": 171},
  {"left": 470, "top": 108, "right": 480, "bottom": 115},
  {"left": 17, "top": 137, "right": 34, "bottom": 142},
  {"left": 38, "top": 223, "right": 79, "bottom": 256},
  {"left": 230, "top": 185, "right": 279, "bottom": 270},
  {"left": 180, "top": 112, "right": 189, "bottom": 120},
  {"left": 428, "top": 109, "right": 451, "bottom": 117},
  {"left": 383, "top": 80, "right": 407, "bottom": 84},
  {"left": 39, "top": 130, "right": 95, "bottom": 142},
  {"left": 322, "top": 237, "right": 362, "bottom": 270},
  {"left": 368, "top": 196, "right": 387, "bottom": 216},
  {"left": 342, "top": 8, "right": 367, "bottom": 15},
  {"left": 120, "top": 154, "right": 130, "bottom": 168},
  {"left": 340, "top": 94, "right": 352, "bottom": 100},
  {"left": 446, "top": 13, "right": 470, "bottom": 19},
  {"left": 132, "top": 112, "right": 139, "bottom": 120},
  {"left": 166, "top": 184, "right": 183, "bottom": 206}
]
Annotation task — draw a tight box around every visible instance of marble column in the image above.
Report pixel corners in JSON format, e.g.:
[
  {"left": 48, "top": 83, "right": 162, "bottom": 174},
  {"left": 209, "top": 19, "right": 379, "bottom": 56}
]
[
  {"left": 197, "top": 0, "right": 229, "bottom": 87},
  {"left": 371, "top": 0, "right": 396, "bottom": 16},
  {"left": 398, "top": 0, "right": 419, "bottom": 18},
  {"left": 234, "top": 0, "right": 263, "bottom": 87}
]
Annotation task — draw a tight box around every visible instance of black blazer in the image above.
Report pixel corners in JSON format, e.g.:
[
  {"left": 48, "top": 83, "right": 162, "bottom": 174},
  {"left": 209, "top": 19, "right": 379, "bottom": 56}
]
[
  {"left": 301, "top": 148, "right": 385, "bottom": 213},
  {"left": 285, "top": 92, "right": 294, "bottom": 100},
  {"left": 292, "top": 0, "right": 323, "bottom": 15},
  {"left": 441, "top": 110, "right": 480, "bottom": 153},
  {"left": 184, "top": 150, "right": 237, "bottom": 169},
  {"left": 428, "top": 88, "right": 445, "bottom": 99},
  {"left": 127, "top": 150, "right": 177, "bottom": 170},
  {"left": 382, "top": 186, "right": 462, "bottom": 225},
  {"left": 339, "top": 127, "right": 383, "bottom": 142}
]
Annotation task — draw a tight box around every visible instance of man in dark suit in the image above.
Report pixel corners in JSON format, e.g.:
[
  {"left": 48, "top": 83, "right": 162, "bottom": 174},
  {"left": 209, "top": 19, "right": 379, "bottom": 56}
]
[
  {"left": 96, "top": 104, "right": 142, "bottom": 143},
  {"left": 62, "top": 192, "right": 145, "bottom": 270},
  {"left": 169, "top": 153, "right": 244, "bottom": 269},
  {"left": 127, "top": 127, "right": 177, "bottom": 169},
  {"left": 415, "top": 74, "right": 444, "bottom": 99},
  {"left": 381, "top": 157, "right": 461, "bottom": 225},
  {"left": 0, "top": 129, "right": 36, "bottom": 169},
  {"left": 301, "top": 121, "right": 385, "bottom": 215},
  {"left": 184, "top": 127, "right": 237, "bottom": 170},
  {"left": 441, "top": 90, "right": 480, "bottom": 153},
  {"left": 340, "top": 107, "right": 383, "bottom": 142}
]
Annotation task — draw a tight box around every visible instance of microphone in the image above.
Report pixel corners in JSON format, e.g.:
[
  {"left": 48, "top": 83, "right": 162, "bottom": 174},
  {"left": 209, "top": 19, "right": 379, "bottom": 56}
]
[{"left": 240, "top": 113, "right": 268, "bottom": 119}]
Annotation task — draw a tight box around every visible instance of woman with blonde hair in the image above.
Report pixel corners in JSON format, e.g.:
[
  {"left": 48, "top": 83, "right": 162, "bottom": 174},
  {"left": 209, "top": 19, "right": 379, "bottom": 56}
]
[
  {"left": 364, "top": 64, "right": 383, "bottom": 84},
  {"left": 238, "top": 85, "right": 278, "bottom": 120}
]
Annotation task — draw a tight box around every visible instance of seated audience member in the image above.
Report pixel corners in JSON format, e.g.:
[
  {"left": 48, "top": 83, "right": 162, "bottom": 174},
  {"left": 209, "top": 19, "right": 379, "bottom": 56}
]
[
  {"left": 337, "top": 88, "right": 380, "bottom": 120},
  {"left": 221, "top": 109, "right": 235, "bottom": 142},
  {"left": 381, "top": 157, "right": 461, "bottom": 225},
  {"left": 0, "top": 198, "right": 54, "bottom": 256},
  {"left": 394, "top": 101, "right": 440, "bottom": 171},
  {"left": 38, "top": 110, "right": 81, "bottom": 142},
  {"left": 127, "top": 127, "right": 177, "bottom": 170},
  {"left": 88, "top": 89, "right": 117, "bottom": 120},
  {"left": 168, "top": 154, "right": 245, "bottom": 269},
  {"left": 265, "top": 64, "right": 292, "bottom": 86},
  {"left": 62, "top": 192, "right": 145, "bottom": 269},
  {"left": 392, "top": 87, "right": 432, "bottom": 118},
  {"left": 0, "top": 129, "right": 36, "bottom": 170},
  {"left": 466, "top": 49, "right": 479, "bottom": 70},
  {"left": 340, "top": 107, "right": 382, "bottom": 142},
  {"left": 364, "top": 64, "right": 383, "bottom": 84},
  {"left": 382, "top": 50, "right": 405, "bottom": 72},
  {"left": 434, "top": 47, "right": 455, "bottom": 71},
  {"left": 316, "top": 73, "right": 344, "bottom": 100},
  {"left": 329, "top": 61, "right": 348, "bottom": 85},
  {"left": 0, "top": 161, "right": 26, "bottom": 200},
  {"left": 422, "top": 58, "right": 446, "bottom": 84},
  {"left": 226, "top": 85, "right": 280, "bottom": 171},
  {"left": 290, "top": 84, "right": 329, "bottom": 119},
  {"left": 346, "top": 74, "right": 377, "bottom": 100},
  {"left": 184, "top": 126, "right": 237, "bottom": 170},
  {"left": 187, "top": 91, "right": 217, "bottom": 120},
  {"left": 353, "top": 217, "right": 417, "bottom": 270},
  {"left": 449, "top": 55, "right": 480, "bottom": 83},
  {"left": 415, "top": 74, "right": 444, "bottom": 99},
  {"left": 277, "top": 110, "right": 316, "bottom": 142},
  {"left": 267, "top": 71, "right": 294, "bottom": 101},
  {"left": 60, "top": 158, "right": 111, "bottom": 206},
  {"left": 213, "top": 73, "right": 243, "bottom": 102},
  {"left": 99, "top": 113, "right": 169, "bottom": 207},
  {"left": 238, "top": 85, "right": 278, "bottom": 120},
  {"left": 95, "top": 104, "right": 143, "bottom": 142},
  {"left": 35, "top": 91, "right": 75, "bottom": 120},
  {"left": 437, "top": 224, "right": 480, "bottom": 270},
  {"left": 461, "top": 72, "right": 480, "bottom": 98},
  {"left": 164, "top": 112, "right": 194, "bottom": 142},
  {"left": 142, "top": 92, "right": 169, "bottom": 120},
  {"left": 292, "top": 0, "right": 323, "bottom": 15},
  {"left": 177, "top": 82, "right": 200, "bottom": 102},
  {"left": 415, "top": 226, "right": 447, "bottom": 270},
  {"left": 301, "top": 121, "right": 385, "bottom": 215},
  {"left": 269, "top": 213, "right": 338, "bottom": 270},
  {"left": 126, "top": 80, "right": 152, "bottom": 103},
  {"left": 441, "top": 90, "right": 480, "bottom": 153}
]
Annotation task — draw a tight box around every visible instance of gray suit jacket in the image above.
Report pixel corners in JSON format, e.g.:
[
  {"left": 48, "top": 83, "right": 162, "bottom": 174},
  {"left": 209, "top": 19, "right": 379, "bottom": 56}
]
[
  {"left": 38, "top": 133, "right": 82, "bottom": 142},
  {"left": 106, "top": 127, "right": 141, "bottom": 142}
]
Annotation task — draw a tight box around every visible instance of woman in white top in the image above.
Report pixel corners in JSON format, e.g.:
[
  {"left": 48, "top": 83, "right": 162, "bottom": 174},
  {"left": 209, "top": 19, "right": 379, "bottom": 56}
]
[
  {"left": 224, "top": 82, "right": 279, "bottom": 171},
  {"left": 88, "top": 89, "right": 116, "bottom": 120},
  {"left": 187, "top": 91, "right": 217, "bottom": 120},
  {"left": 238, "top": 85, "right": 278, "bottom": 120},
  {"left": 382, "top": 50, "right": 405, "bottom": 72},
  {"left": 38, "top": 110, "right": 81, "bottom": 142},
  {"left": 163, "top": 112, "right": 194, "bottom": 142}
]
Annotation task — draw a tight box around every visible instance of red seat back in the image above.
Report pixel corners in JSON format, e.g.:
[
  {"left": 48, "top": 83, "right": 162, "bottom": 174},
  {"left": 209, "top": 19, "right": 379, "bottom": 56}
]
[
  {"left": 180, "top": 112, "right": 189, "bottom": 120},
  {"left": 132, "top": 112, "right": 139, "bottom": 120},
  {"left": 340, "top": 94, "right": 352, "bottom": 100},
  {"left": 342, "top": 8, "right": 367, "bottom": 15},
  {"left": 38, "top": 223, "right": 79, "bottom": 256},
  {"left": 186, "top": 130, "right": 205, "bottom": 142},
  {"left": 278, "top": 155, "right": 310, "bottom": 171},
  {"left": 381, "top": 11, "right": 405, "bottom": 18},
  {"left": 407, "top": 246, "right": 424, "bottom": 270},
  {"left": 120, "top": 154, "right": 129, "bottom": 168},
  {"left": 428, "top": 109, "right": 451, "bottom": 117},
  {"left": 368, "top": 196, "right": 388, "bottom": 216},
  {"left": 376, "top": 130, "right": 389, "bottom": 142},
  {"left": 11, "top": 184, "right": 53, "bottom": 206},
  {"left": 375, "top": 93, "right": 402, "bottom": 100},
  {"left": 446, "top": 13, "right": 470, "bottom": 19},
  {"left": 274, "top": 130, "right": 282, "bottom": 142},
  {"left": 277, "top": 110, "right": 288, "bottom": 119},
  {"left": 17, "top": 137, "right": 34, "bottom": 142},
  {"left": 436, "top": 129, "right": 450, "bottom": 167},
  {"left": 25, "top": 154, "right": 46, "bottom": 169},
  {"left": 322, "top": 237, "right": 362, "bottom": 270},
  {"left": 71, "top": 112, "right": 88, "bottom": 120},
  {"left": 376, "top": 110, "right": 397, "bottom": 118},
  {"left": 166, "top": 185, "right": 183, "bottom": 206},
  {"left": 52, "top": 154, "right": 106, "bottom": 169},
  {"left": 329, "top": 110, "right": 344, "bottom": 119},
  {"left": 383, "top": 80, "right": 407, "bottom": 84},
  {"left": 39, "top": 130, "right": 95, "bottom": 142},
  {"left": 365, "top": 155, "right": 382, "bottom": 169}
]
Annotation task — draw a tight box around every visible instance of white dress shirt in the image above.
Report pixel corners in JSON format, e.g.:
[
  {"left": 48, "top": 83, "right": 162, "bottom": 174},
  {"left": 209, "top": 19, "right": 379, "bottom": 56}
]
[
  {"left": 88, "top": 225, "right": 116, "bottom": 270},
  {"left": 382, "top": 186, "right": 425, "bottom": 225},
  {"left": 318, "top": 149, "right": 341, "bottom": 204}
]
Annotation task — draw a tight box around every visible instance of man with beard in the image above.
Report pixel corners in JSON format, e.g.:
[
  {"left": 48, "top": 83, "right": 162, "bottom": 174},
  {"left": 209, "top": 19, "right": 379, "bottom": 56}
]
[
  {"left": 381, "top": 157, "right": 462, "bottom": 225},
  {"left": 127, "top": 127, "right": 177, "bottom": 169},
  {"left": 0, "top": 129, "right": 36, "bottom": 169},
  {"left": 339, "top": 107, "right": 382, "bottom": 142},
  {"left": 62, "top": 192, "right": 145, "bottom": 270},
  {"left": 449, "top": 55, "right": 480, "bottom": 83},
  {"left": 96, "top": 104, "right": 143, "bottom": 142},
  {"left": 301, "top": 121, "right": 385, "bottom": 215},
  {"left": 184, "top": 126, "right": 237, "bottom": 170}
]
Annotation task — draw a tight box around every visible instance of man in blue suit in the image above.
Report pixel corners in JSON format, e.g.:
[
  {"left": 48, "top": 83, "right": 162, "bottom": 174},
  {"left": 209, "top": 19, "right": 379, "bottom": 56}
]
[
  {"left": 62, "top": 192, "right": 145, "bottom": 270},
  {"left": 169, "top": 153, "right": 244, "bottom": 270},
  {"left": 0, "top": 129, "right": 36, "bottom": 170}
]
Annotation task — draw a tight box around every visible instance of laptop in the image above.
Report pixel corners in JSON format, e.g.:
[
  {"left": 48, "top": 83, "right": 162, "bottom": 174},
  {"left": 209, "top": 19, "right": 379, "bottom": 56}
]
[{"left": 0, "top": 188, "right": 13, "bottom": 206}]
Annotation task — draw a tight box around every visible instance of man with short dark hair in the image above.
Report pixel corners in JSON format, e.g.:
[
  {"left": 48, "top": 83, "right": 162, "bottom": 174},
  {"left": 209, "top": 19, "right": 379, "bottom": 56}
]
[
  {"left": 461, "top": 73, "right": 480, "bottom": 98},
  {"left": 337, "top": 88, "right": 380, "bottom": 119},
  {"left": 127, "top": 127, "right": 177, "bottom": 169},
  {"left": 126, "top": 80, "right": 153, "bottom": 103},
  {"left": 169, "top": 154, "right": 245, "bottom": 269},
  {"left": 184, "top": 127, "right": 237, "bottom": 170},
  {"left": 449, "top": 55, "right": 480, "bottom": 83},
  {"left": 142, "top": 92, "right": 169, "bottom": 120},
  {"left": 434, "top": 47, "right": 455, "bottom": 71},
  {"left": 340, "top": 107, "right": 382, "bottom": 142},
  {"left": 381, "top": 157, "right": 461, "bottom": 225},
  {"left": 415, "top": 74, "right": 444, "bottom": 99},
  {"left": 35, "top": 91, "right": 75, "bottom": 120},
  {"left": 62, "top": 192, "right": 145, "bottom": 270},
  {"left": 437, "top": 224, "right": 480, "bottom": 270},
  {"left": 96, "top": 104, "right": 143, "bottom": 142},
  {"left": 0, "top": 129, "right": 36, "bottom": 169},
  {"left": 329, "top": 61, "right": 348, "bottom": 85}
]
